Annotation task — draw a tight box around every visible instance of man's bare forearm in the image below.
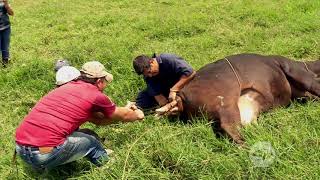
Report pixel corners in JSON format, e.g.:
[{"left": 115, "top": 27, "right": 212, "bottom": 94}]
[
  {"left": 110, "top": 107, "right": 144, "bottom": 122},
  {"left": 170, "top": 71, "right": 196, "bottom": 91},
  {"left": 154, "top": 94, "right": 168, "bottom": 106}
]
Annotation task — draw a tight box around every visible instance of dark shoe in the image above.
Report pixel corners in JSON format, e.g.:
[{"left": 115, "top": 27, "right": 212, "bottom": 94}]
[{"left": 2, "top": 58, "right": 9, "bottom": 67}]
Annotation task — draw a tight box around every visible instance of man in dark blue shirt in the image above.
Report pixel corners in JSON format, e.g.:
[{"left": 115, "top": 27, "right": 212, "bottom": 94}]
[{"left": 133, "top": 53, "right": 196, "bottom": 110}]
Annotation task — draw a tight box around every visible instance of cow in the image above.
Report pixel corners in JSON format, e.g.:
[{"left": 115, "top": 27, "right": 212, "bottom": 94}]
[{"left": 155, "top": 53, "right": 320, "bottom": 144}]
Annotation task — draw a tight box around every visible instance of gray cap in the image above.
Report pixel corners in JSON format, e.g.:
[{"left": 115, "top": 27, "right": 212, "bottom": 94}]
[{"left": 54, "top": 59, "right": 70, "bottom": 72}]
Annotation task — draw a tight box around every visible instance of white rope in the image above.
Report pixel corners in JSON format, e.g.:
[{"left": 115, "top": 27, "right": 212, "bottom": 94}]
[{"left": 225, "top": 57, "right": 241, "bottom": 88}]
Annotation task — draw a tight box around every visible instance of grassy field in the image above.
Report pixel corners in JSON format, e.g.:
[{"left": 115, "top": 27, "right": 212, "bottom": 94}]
[{"left": 0, "top": 0, "right": 319, "bottom": 179}]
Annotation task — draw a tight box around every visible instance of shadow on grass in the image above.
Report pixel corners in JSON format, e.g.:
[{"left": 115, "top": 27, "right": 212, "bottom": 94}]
[
  {"left": 166, "top": 114, "right": 229, "bottom": 143},
  {"left": 20, "top": 161, "right": 93, "bottom": 179}
]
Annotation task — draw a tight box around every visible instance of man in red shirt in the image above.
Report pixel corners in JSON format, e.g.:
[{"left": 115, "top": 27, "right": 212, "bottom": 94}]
[{"left": 15, "top": 61, "right": 144, "bottom": 170}]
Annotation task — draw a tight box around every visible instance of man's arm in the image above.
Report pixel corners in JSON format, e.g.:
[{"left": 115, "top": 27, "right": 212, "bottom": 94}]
[
  {"left": 153, "top": 72, "right": 196, "bottom": 105},
  {"left": 110, "top": 107, "right": 144, "bottom": 122},
  {"left": 169, "top": 71, "right": 196, "bottom": 101},
  {"left": 88, "top": 112, "right": 113, "bottom": 125},
  {"left": 89, "top": 107, "right": 144, "bottom": 125},
  {"left": 170, "top": 71, "right": 196, "bottom": 92},
  {"left": 154, "top": 94, "right": 168, "bottom": 106},
  {"left": 144, "top": 79, "right": 167, "bottom": 106},
  {"left": 3, "top": 0, "right": 14, "bottom": 15}
]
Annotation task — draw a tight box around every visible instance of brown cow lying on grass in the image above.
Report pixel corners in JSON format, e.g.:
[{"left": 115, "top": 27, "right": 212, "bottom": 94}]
[{"left": 156, "top": 53, "right": 320, "bottom": 144}]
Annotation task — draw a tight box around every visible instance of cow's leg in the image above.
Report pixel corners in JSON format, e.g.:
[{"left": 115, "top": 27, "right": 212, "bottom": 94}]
[
  {"left": 281, "top": 62, "right": 320, "bottom": 97},
  {"left": 210, "top": 119, "right": 224, "bottom": 139},
  {"left": 217, "top": 103, "right": 244, "bottom": 144}
]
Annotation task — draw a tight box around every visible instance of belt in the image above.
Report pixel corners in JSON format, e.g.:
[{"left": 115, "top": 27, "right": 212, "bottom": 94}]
[
  {"left": 20, "top": 145, "right": 54, "bottom": 154},
  {"left": 38, "top": 147, "right": 54, "bottom": 154}
]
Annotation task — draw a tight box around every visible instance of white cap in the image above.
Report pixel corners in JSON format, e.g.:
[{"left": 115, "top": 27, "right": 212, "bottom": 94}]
[{"left": 56, "top": 66, "right": 81, "bottom": 85}]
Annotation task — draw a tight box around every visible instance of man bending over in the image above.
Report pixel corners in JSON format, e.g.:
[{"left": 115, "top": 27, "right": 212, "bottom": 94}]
[{"left": 133, "top": 53, "right": 195, "bottom": 111}]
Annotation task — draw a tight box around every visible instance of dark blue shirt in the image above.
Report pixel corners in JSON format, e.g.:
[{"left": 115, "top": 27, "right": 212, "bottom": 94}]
[
  {"left": 0, "top": 2, "right": 10, "bottom": 30},
  {"left": 145, "top": 53, "right": 193, "bottom": 96}
]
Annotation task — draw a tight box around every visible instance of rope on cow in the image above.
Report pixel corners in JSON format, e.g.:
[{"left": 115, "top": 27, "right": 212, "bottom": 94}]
[
  {"left": 303, "top": 61, "right": 311, "bottom": 72},
  {"left": 225, "top": 57, "right": 241, "bottom": 88},
  {"left": 302, "top": 61, "right": 318, "bottom": 78}
]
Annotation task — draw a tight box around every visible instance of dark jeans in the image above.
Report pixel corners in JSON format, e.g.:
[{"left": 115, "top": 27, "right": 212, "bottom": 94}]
[
  {"left": 0, "top": 27, "right": 10, "bottom": 61},
  {"left": 16, "top": 130, "right": 108, "bottom": 170},
  {"left": 136, "top": 89, "right": 169, "bottom": 111}
]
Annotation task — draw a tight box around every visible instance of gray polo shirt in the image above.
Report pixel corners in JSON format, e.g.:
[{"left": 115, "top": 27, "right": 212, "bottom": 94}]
[{"left": 144, "top": 53, "right": 194, "bottom": 96}]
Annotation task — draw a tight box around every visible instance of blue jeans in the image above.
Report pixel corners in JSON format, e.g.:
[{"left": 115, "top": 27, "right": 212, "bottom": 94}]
[
  {"left": 136, "top": 89, "right": 158, "bottom": 110},
  {"left": 0, "top": 27, "right": 10, "bottom": 60},
  {"left": 16, "top": 130, "right": 108, "bottom": 170},
  {"left": 136, "top": 89, "right": 170, "bottom": 110}
]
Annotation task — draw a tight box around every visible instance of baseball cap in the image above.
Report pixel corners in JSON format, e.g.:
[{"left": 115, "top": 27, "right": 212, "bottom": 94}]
[
  {"left": 54, "top": 59, "right": 70, "bottom": 71},
  {"left": 80, "top": 61, "right": 113, "bottom": 83},
  {"left": 56, "top": 66, "right": 81, "bottom": 85}
]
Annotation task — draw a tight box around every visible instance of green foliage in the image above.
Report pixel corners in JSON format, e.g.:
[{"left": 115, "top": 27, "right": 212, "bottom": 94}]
[{"left": 0, "top": 0, "right": 319, "bottom": 179}]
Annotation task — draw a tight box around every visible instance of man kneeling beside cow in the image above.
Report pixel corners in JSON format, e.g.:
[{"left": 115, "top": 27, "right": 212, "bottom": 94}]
[{"left": 154, "top": 53, "right": 320, "bottom": 144}]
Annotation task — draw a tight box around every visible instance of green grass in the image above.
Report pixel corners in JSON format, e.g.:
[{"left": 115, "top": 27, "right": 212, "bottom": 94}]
[{"left": 1, "top": 0, "right": 319, "bottom": 179}]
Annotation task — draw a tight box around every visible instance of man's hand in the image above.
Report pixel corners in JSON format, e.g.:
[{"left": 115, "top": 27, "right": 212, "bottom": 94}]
[
  {"left": 154, "top": 94, "right": 168, "bottom": 106},
  {"left": 168, "top": 91, "right": 176, "bottom": 102},
  {"left": 134, "top": 109, "right": 144, "bottom": 120},
  {"left": 125, "top": 101, "right": 138, "bottom": 110},
  {"left": 125, "top": 101, "right": 144, "bottom": 120},
  {"left": 168, "top": 89, "right": 178, "bottom": 102}
]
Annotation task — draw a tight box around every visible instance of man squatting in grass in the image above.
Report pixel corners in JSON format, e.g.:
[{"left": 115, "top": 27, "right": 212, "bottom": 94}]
[
  {"left": 15, "top": 61, "right": 144, "bottom": 170},
  {"left": 133, "top": 53, "right": 196, "bottom": 110},
  {"left": 0, "top": 0, "right": 14, "bottom": 67}
]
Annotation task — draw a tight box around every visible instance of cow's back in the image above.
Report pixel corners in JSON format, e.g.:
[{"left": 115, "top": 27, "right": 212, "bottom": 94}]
[{"left": 179, "top": 53, "right": 292, "bottom": 118}]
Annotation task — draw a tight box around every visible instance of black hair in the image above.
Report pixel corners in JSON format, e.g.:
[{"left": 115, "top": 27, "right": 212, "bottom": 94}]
[
  {"left": 133, "top": 55, "right": 151, "bottom": 75},
  {"left": 152, "top": 53, "right": 157, "bottom": 58}
]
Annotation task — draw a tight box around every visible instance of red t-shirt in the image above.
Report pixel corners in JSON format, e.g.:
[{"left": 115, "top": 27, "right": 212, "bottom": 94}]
[{"left": 15, "top": 81, "right": 116, "bottom": 147}]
